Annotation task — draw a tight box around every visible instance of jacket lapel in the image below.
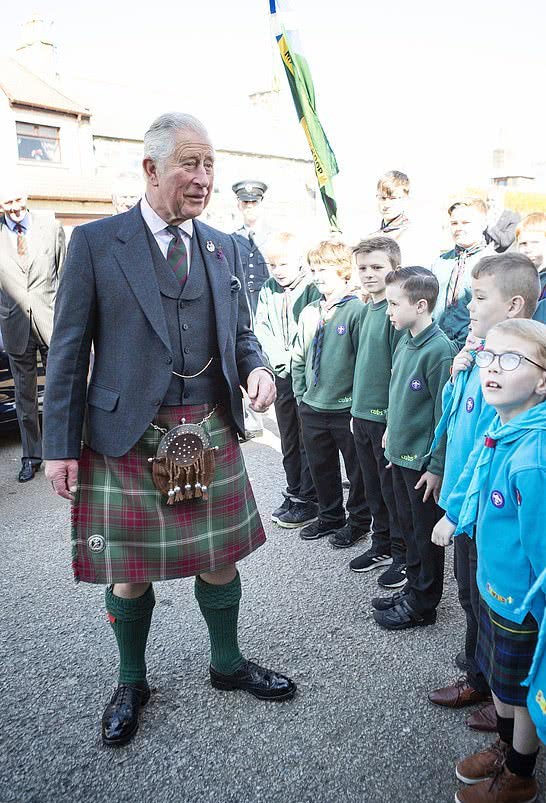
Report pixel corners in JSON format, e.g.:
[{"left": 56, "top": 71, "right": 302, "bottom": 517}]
[
  {"left": 194, "top": 221, "right": 230, "bottom": 355},
  {"left": 112, "top": 205, "right": 170, "bottom": 350}
]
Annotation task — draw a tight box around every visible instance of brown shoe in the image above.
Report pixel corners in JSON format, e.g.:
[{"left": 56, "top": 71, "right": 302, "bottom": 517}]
[
  {"left": 455, "top": 764, "right": 537, "bottom": 802},
  {"left": 456, "top": 740, "right": 509, "bottom": 785},
  {"left": 467, "top": 703, "right": 498, "bottom": 733},
  {"left": 428, "top": 676, "right": 491, "bottom": 708}
]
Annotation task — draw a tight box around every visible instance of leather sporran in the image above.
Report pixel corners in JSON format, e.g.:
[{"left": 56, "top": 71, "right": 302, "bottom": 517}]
[{"left": 149, "top": 421, "right": 216, "bottom": 504}]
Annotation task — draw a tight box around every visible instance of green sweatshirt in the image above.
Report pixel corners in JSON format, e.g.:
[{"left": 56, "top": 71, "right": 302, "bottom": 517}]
[
  {"left": 254, "top": 275, "right": 320, "bottom": 378},
  {"left": 351, "top": 299, "right": 403, "bottom": 423},
  {"left": 291, "top": 296, "right": 365, "bottom": 410},
  {"left": 385, "top": 321, "right": 456, "bottom": 474}
]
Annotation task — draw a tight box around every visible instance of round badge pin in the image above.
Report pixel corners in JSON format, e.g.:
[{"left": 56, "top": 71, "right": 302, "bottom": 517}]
[
  {"left": 410, "top": 378, "right": 423, "bottom": 391},
  {"left": 491, "top": 490, "right": 505, "bottom": 509},
  {"left": 206, "top": 240, "right": 215, "bottom": 252},
  {"left": 466, "top": 397, "right": 475, "bottom": 413}
]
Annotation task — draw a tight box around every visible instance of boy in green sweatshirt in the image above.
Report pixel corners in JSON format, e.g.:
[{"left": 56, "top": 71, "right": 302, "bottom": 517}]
[
  {"left": 291, "top": 240, "right": 371, "bottom": 544},
  {"left": 342, "top": 236, "right": 406, "bottom": 585},
  {"left": 372, "top": 267, "right": 456, "bottom": 630}
]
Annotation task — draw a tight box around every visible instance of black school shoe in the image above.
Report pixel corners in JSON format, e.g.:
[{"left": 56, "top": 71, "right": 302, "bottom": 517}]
[
  {"left": 271, "top": 497, "right": 292, "bottom": 523},
  {"left": 101, "top": 681, "right": 150, "bottom": 747},
  {"left": 371, "top": 590, "right": 408, "bottom": 611},
  {"left": 328, "top": 522, "right": 371, "bottom": 549},
  {"left": 299, "top": 519, "right": 345, "bottom": 541},
  {"left": 276, "top": 500, "right": 319, "bottom": 529},
  {"left": 210, "top": 660, "right": 296, "bottom": 701},
  {"left": 350, "top": 548, "right": 392, "bottom": 572},
  {"left": 377, "top": 562, "right": 407, "bottom": 589},
  {"left": 373, "top": 597, "right": 436, "bottom": 631}
]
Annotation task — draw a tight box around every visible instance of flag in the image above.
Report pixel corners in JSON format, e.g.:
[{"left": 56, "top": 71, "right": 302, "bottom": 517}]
[{"left": 269, "top": 0, "right": 340, "bottom": 230}]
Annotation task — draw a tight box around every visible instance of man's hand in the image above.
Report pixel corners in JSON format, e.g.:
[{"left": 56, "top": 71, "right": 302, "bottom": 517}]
[
  {"left": 45, "top": 459, "right": 79, "bottom": 501},
  {"left": 451, "top": 333, "right": 479, "bottom": 383},
  {"left": 246, "top": 369, "right": 276, "bottom": 412},
  {"left": 431, "top": 515, "right": 456, "bottom": 547},
  {"left": 415, "top": 470, "right": 442, "bottom": 503}
]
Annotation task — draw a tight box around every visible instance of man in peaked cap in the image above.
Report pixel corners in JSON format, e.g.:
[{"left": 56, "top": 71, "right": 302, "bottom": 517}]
[{"left": 232, "top": 180, "right": 272, "bottom": 322}]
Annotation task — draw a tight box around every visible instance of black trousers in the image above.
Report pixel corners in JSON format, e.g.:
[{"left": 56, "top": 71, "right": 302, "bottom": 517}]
[
  {"left": 274, "top": 376, "right": 316, "bottom": 503},
  {"left": 352, "top": 418, "right": 405, "bottom": 561},
  {"left": 7, "top": 332, "right": 47, "bottom": 461},
  {"left": 454, "top": 531, "right": 489, "bottom": 692},
  {"left": 391, "top": 464, "right": 444, "bottom": 615},
  {"left": 299, "top": 403, "right": 371, "bottom": 528}
]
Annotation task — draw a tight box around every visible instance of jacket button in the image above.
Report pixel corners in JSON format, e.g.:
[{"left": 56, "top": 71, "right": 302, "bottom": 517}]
[
  {"left": 249, "top": 252, "right": 254, "bottom": 257},
  {"left": 166, "top": 356, "right": 172, "bottom": 364},
  {"left": 179, "top": 301, "right": 184, "bottom": 309},
  {"left": 248, "top": 263, "right": 254, "bottom": 268},
  {"left": 184, "top": 347, "right": 190, "bottom": 354},
  {"left": 249, "top": 274, "right": 254, "bottom": 279},
  {"left": 153, "top": 400, "right": 161, "bottom": 406},
  {"left": 182, "top": 323, "right": 189, "bottom": 330},
  {"left": 183, "top": 391, "right": 190, "bottom": 399}
]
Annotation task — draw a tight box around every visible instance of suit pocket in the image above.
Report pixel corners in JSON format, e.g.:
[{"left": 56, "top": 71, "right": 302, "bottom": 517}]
[{"left": 87, "top": 383, "right": 120, "bottom": 411}]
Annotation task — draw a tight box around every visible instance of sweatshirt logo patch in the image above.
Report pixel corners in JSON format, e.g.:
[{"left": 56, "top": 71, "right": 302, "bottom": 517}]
[
  {"left": 516, "top": 488, "right": 522, "bottom": 506},
  {"left": 536, "top": 690, "right": 546, "bottom": 716},
  {"left": 409, "top": 378, "right": 423, "bottom": 391},
  {"left": 466, "top": 397, "right": 475, "bottom": 413},
  {"left": 491, "top": 490, "right": 505, "bottom": 509},
  {"left": 336, "top": 324, "right": 347, "bottom": 335},
  {"left": 486, "top": 582, "right": 513, "bottom": 605}
]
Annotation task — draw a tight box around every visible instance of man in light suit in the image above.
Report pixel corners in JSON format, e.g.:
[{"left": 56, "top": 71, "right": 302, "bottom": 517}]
[
  {"left": 0, "top": 186, "right": 65, "bottom": 481},
  {"left": 44, "top": 113, "right": 295, "bottom": 748}
]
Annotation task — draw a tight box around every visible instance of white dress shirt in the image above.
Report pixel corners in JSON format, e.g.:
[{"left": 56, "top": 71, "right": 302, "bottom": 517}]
[{"left": 140, "top": 194, "right": 193, "bottom": 270}]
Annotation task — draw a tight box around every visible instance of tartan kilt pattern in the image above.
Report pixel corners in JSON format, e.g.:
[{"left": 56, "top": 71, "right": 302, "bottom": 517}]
[
  {"left": 476, "top": 597, "right": 539, "bottom": 706},
  {"left": 71, "top": 403, "right": 266, "bottom": 584}
]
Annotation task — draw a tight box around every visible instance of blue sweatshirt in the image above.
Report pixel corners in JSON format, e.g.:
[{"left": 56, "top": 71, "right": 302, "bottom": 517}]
[
  {"left": 516, "top": 568, "right": 546, "bottom": 742},
  {"left": 439, "top": 364, "right": 496, "bottom": 511},
  {"left": 468, "top": 405, "right": 546, "bottom": 624}
]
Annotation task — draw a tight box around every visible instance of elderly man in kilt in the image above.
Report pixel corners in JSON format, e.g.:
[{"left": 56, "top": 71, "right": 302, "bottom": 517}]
[{"left": 43, "top": 112, "right": 296, "bottom": 748}]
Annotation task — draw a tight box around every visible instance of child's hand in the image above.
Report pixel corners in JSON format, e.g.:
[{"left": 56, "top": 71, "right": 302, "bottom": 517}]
[
  {"left": 381, "top": 428, "right": 388, "bottom": 450},
  {"left": 451, "top": 333, "right": 479, "bottom": 383},
  {"left": 415, "top": 470, "right": 442, "bottom": 503},
  {"left": 431, "top": 515, "right": 456, "bottom": 547}
]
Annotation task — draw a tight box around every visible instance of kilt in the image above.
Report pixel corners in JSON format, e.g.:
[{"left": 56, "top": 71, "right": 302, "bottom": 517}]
[
  {"left": 476, "top": 597, "right": 539, "bottom": 706},
  {"left": 71, "top": 403, "right": 266, "bottom": 584}
]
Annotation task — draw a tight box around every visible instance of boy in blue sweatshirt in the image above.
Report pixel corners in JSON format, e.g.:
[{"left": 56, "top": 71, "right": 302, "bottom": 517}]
[
  {"left": 433, "top": 319, "right": 546, "bottom": 803},
  {"left": 428, "top": 254, "right": 541, "bottom": 723}
]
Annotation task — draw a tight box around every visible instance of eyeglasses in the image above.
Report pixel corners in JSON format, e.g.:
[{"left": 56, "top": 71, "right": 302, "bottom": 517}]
[{"left": 475, "top": 349, "right": 546, "bottom": 372}]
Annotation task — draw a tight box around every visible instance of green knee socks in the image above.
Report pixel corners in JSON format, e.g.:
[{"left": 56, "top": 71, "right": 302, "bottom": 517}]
[
  {"left": 194, "top": 573, "right": 245, "bottom": 674},
  {"left": 105, "top": 584, "right": 156, "bottom": 684}
]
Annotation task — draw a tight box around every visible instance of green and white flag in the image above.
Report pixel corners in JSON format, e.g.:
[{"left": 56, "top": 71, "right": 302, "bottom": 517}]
[{"left": 269, "top": 0, "right": 340, "bottom": 230}]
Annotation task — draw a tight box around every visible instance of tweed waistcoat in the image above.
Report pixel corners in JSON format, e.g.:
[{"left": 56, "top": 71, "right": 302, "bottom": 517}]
[{"left": 144, "top": 224, "right": 226, "bottom": 406}]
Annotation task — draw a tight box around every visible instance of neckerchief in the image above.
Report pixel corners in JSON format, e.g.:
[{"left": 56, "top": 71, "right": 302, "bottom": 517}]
[
  {"left": 381, "top": 213, "right": 409, "bottom": 235},
  {"left": 457, "top": 404, "right": 546, "bottom": 536},
  {"left": 430, "top": 340, "right": 485, "bottom": 451},
  {"left": 446, "top": 242, "right": 485, "bottom": 306},
  {"left": 311, "top": 295, "right": 356, "bottom": 387}
]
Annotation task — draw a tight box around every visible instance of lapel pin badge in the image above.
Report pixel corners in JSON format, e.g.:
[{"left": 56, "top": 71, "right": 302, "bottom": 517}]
[{"left": 206, "top": 240, "right": 215, "bottom": 252}]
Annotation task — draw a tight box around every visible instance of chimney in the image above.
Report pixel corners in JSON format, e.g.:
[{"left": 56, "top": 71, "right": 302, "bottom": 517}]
[{"left": 15, "top": 14, "right": 59, "bottom": 84}]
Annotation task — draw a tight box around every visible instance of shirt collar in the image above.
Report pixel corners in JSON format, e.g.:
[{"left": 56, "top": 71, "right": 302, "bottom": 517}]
[
  {"left": 5, "top": 212, "right": 30, "bottom": 233},
  {"left": 140, "top": 194, "right": 193, "bottom": 238}
]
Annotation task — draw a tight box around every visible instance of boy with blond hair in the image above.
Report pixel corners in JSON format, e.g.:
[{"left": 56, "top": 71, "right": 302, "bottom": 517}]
[
  {"left": 254, "top": 232, "right": 320, "bottom": 528},
  {"left": 291, "top": 240, "right": 371, "bottom": 545}
]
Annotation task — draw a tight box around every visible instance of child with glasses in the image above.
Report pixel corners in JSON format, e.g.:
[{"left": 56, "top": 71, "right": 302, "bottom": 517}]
[
  {"left": 429, "top": 254, "right": 541, "bottom": 728},
  {"left": 433, "top": 318, "right": 546, "bottom": 803}
]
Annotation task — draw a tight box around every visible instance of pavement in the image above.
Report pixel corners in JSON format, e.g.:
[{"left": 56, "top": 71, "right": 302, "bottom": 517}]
[{"left": 1, "top": 416, "right": 544, "bottom": 803}]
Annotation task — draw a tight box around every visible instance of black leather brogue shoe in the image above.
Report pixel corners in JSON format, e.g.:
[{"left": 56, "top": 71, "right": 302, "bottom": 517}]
[
  {"left": 210, "top": 660, "right": 296, "bottom": 701},
  {"left": 101, "top": 681, "right": 150, "bottom": 747}
]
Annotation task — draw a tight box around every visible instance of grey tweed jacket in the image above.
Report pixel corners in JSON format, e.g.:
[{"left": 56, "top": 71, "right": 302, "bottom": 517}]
[{"left": 43, "top": 204, "right": 266, "bottom": 459}]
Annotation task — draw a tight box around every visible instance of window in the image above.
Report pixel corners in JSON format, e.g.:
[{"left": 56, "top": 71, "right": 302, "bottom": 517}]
[{"left": 17, "top": 122, "right": 61, "bottom": 162}]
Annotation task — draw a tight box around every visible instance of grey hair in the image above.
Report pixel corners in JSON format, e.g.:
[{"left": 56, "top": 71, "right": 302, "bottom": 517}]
[{"left": 143, "top": 112, "right": 210, "bottom": 171}]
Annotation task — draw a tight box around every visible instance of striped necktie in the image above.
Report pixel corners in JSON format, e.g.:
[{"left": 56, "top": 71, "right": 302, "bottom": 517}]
[
  {"left": 165, "top": 225, "right": 188, "bottom": 286},
  {"left": 14, "top": 223, "right": 27, "bottom": 257}
]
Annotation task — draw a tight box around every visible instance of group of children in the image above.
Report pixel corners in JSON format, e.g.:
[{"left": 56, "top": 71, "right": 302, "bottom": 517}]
[{"left": 253, "top": 176, "right": 546, "bottom": 802}]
